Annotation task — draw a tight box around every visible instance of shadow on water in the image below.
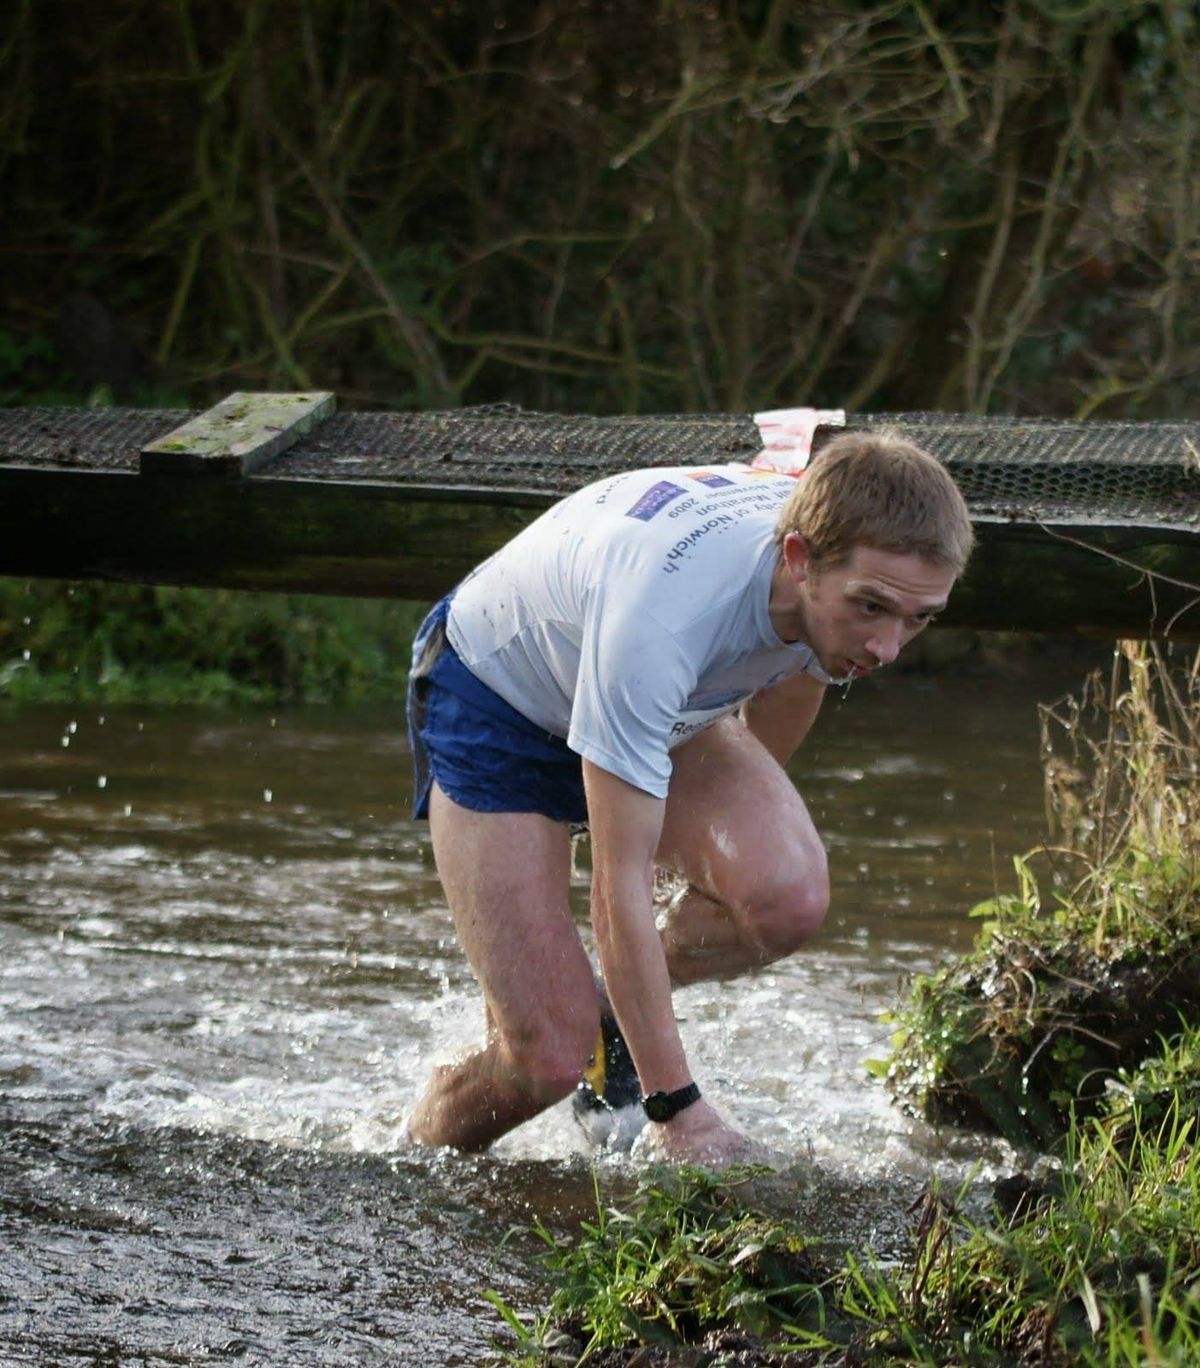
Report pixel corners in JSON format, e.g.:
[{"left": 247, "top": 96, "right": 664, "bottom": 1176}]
[{"left": 0, "top": 647, "right": 1104, "bottom": 1364}]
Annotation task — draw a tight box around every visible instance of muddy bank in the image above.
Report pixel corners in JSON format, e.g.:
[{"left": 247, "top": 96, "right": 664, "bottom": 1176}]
[
  {"left": 0, "top": 1102, "right": 537, "bottom": 1366},
  {"left": 0, "top": 1098, "right": 944, "bottom": 1367}
]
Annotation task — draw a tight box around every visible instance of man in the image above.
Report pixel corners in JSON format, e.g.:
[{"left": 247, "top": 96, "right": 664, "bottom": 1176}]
[{"left": 405, "top": 431, "right": 973, "bottom": 1167}]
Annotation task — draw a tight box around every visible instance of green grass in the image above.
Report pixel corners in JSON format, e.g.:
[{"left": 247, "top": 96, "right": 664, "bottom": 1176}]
[
  {"left": 879, "top": 1036, "right": 1200, "bottom": 1367},
  {"left": 489, "top": 1166, "right": 844, "bottom": 1365},
  {"left": 492, "top": 1033, "right": 1200, "bottom": 1365},
  {"left": 0, "top": 577, "right": 428, "bottom": 705}
]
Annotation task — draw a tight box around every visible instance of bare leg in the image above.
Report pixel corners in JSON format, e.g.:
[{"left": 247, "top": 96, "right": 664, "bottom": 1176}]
[
  {"left": 655, "top": 718, "right": 830, "bottom": 987},
  {"left": 407, "top": 783, "right": 600, "bottom": 1151},
  {"left": 411, "top": 719, "right": 825, "bottom": 1148},
  {"left": 658, "top": 883, "right": 769, "bottom": 986}
]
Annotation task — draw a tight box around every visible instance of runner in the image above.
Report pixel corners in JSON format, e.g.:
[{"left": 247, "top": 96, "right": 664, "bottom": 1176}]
[{"left": 405, "top": 431, "right": 973, "bottom": 1166}]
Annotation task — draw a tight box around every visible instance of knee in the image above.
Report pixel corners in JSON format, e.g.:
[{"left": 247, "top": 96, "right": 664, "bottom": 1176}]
[
  {"left": 502, "top": 1007, "right": 599, "bottom": 1106},
  {"left": 748, "top": 854, "right": 830, "bottom": 960}
]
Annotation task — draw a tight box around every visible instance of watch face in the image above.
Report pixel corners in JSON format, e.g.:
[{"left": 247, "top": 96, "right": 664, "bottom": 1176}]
[
  {"left": 644, "top": 1092, "right": 671, "bottom": 1123},
  {"left": 643, "top": 1083, "right": 699, "bottom": 1123}
]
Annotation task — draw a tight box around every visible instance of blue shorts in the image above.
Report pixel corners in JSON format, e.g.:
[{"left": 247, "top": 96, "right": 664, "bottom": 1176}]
[{"left": 406, "top": 597, "right": 588, "bottom": 825}]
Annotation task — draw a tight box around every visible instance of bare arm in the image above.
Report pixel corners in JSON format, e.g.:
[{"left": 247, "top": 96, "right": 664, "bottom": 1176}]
[
  {"left": 740, "top": 671, "right": 827, "bottom": 767},
  {"left": 582, "top": 759, "right": 755, "bottom": 1164},
  {"left": 583, "top": 761, "right": 690, "bottom": 1093}
]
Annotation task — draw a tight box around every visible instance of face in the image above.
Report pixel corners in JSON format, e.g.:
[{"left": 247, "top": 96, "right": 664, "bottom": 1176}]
[{"left": 783, "top": 536, "right": 957, "bottom": 682}]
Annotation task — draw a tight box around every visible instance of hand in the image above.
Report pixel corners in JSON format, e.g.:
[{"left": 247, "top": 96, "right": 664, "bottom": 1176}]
[{"left": 631, "top": 1099, "right": 768, "bottom": 1170}]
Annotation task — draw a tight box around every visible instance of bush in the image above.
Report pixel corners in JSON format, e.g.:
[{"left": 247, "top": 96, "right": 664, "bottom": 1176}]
[{"left": 0, "top": 576, "right": 427, "bottom": 705}]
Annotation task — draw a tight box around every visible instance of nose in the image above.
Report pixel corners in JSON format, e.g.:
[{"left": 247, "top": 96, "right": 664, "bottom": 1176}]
[{"left": 866, "top": 618, "right": 904, "bottom": 666}]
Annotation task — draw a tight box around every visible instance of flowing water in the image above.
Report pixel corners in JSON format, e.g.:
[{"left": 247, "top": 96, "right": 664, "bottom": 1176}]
[{"left": 0, "top": 649, "right": 1101, "bottom": 1365}]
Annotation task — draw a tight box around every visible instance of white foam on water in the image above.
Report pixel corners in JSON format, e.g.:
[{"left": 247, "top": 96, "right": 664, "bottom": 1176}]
[{"left": 0, "top": 687, "right": 1055, "bottom": 1184}]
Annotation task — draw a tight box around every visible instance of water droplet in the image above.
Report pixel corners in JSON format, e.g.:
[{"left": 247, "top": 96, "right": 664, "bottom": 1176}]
[
  {"left": 97, "top": 775, "right": 107, "bottom": 789},
  {"left": 123, "top": 804, "right": 132, "bottom": 817},
  {"left": 263, "top": 788, "right": 273, "bottom": 803},
  {"left": 21, "top": 649, "right": 30, "bottom": 661},
  {"left": 61, "top": 736, "right": 70, "bottom": 748}
]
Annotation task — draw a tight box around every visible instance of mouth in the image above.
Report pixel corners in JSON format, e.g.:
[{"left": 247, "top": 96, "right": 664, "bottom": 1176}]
[{"left": 843, "top": 661, "right": 875, "bottom": 680}]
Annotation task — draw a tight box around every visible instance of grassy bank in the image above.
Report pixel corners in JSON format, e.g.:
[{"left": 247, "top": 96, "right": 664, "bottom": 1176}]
[
  {"left": 493, "top": 1027, "right": 1200, "bottom": 1366},
  {"left": 0, "top": 576, "right": 427, "bottom": 705},
  {"left": 884, "top": 642, "right": 1200, "bottom": 1150}
]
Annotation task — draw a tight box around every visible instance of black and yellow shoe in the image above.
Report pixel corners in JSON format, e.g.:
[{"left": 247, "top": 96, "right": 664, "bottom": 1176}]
[{"left": 572, "top": 1011, "right": 646, "bottom": 1150}]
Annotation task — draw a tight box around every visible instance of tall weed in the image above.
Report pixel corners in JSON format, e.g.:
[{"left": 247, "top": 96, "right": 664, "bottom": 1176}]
[{"left": 884, "top": 643, "right": 1200, "bottom": 1147}]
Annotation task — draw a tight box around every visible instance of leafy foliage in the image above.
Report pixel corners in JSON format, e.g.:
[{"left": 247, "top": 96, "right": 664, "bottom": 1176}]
[
  {"left": 0, "top": 577, "right": 425, "bottom": 704},
  {"left": 3, "top": 1, "right": 1199, "bottom": 417}
]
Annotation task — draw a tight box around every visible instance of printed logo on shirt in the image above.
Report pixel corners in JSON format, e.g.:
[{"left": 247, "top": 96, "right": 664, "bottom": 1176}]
[
  {"left": 687, "top": 469, "right": 735, "bottom": 489},
  {"left": 626, "top": 480, "right": 686, "bottom": 521},
  {"left": 667, "top": 700, "right": 743, "bottom": 745}
]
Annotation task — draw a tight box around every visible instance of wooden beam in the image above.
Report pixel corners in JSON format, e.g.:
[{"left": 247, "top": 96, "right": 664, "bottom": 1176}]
[
  {"left": 0, "top": 466, "right": 544, "bottom": 603},
  {"left": 0, "top": 463, "right": 1196, "bottom": 637},
  {"left": 140, "top": 391, "right": 335, "bottom": 476}
]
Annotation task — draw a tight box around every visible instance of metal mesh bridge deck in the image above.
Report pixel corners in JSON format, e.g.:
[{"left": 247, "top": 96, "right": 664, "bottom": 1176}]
[{"left": 2, "top": 404, "right": 1198, "bottom": 531}]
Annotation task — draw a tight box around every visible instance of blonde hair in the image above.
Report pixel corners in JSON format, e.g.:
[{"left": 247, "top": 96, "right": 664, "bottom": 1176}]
[{"left": 773, "top": 430, "right": 974, "bottom": 574}]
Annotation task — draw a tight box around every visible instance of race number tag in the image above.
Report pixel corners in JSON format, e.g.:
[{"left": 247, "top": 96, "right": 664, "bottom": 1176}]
[{"left": 750, "top": 407, "right": 846, "bottom": 476}]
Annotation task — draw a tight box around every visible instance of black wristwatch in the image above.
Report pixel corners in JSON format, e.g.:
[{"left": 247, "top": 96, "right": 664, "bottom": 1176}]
[{"left": 643, "top": 1081, "right": 702, "bottom": 1123}]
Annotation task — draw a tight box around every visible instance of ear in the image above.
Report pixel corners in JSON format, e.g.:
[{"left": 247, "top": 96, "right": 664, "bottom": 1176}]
[{"left": 782, "top": 532, "right": 814, "bottom": 582}]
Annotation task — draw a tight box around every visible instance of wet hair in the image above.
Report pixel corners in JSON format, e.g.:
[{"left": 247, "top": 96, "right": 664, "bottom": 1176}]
[{"left": 773, "top": 430, "right": 974, "bottom": 575}]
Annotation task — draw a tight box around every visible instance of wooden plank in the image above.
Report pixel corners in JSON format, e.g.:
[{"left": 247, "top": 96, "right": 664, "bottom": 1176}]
[
  {"left": 0, "top": 467, "right": 545, "bottom": 603},
  {"left": 139, "top": 391, "right": 335, "bottom": 476},
  {"left": 0, "top": 463, "right": 1196, "bottom": 637}
]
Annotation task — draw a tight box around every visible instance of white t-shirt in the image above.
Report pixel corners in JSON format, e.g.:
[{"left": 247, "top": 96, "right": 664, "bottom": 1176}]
[{"left": 446, "top": 463, "right": 831, "bottom": 798}]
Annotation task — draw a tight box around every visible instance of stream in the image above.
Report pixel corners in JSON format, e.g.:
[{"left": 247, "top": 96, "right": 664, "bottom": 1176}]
[{"left": 0, "top": 646, "right": 1101, "bottom": 1365}]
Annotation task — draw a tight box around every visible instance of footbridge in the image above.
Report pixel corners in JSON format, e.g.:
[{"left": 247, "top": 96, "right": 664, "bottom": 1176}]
[{"left": 1, "top": 395, "right": 1197, "bottom": 638}]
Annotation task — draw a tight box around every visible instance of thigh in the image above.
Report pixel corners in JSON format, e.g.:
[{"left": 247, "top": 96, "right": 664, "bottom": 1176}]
[
  {"left": 428, "top": 782, "right": 596, "bottom": 1040},
  {"left": 657, "top": 716, "right": 826, "bottom": 907}
]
